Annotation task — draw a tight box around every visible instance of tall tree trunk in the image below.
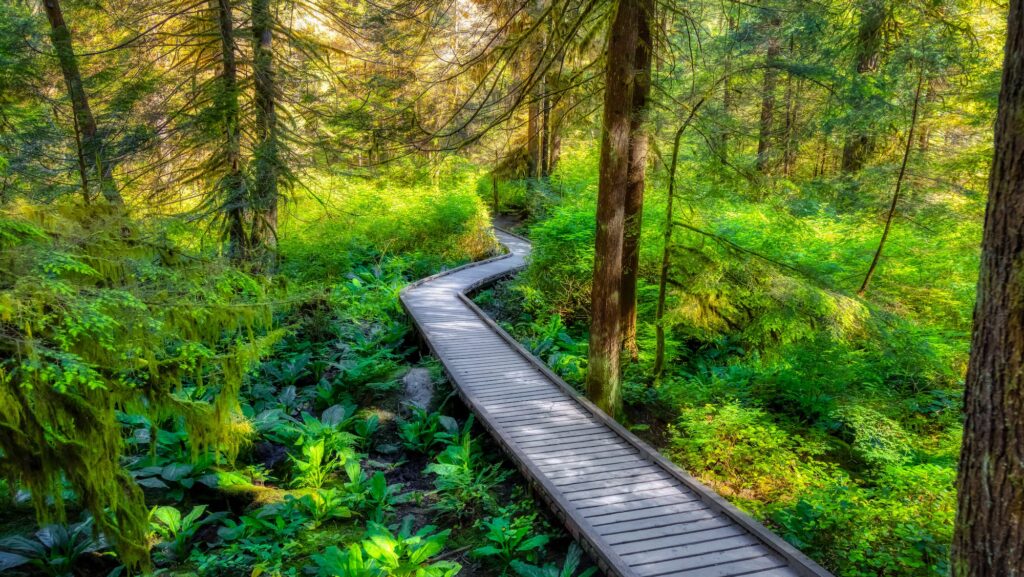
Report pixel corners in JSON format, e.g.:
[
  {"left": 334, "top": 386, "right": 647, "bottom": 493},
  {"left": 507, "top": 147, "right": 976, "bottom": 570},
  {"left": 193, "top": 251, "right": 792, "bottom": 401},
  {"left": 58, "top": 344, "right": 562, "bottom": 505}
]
[
  {"left": 620, "top": 0, "right": 653, "bottom": 360},
  {"left": 756, "top": 11, "right": 781, "bottom": 175},
  {"left": 42, "top": 0, "right": 123, "bottom": 206},
  {"left": 654, "top": 99, "right": 703, "bottom": 379},
  {"left": 540, "top": 84, "right": 550, "bottom": 177},
  {"left": 782, "top": 38, "right": 799, "bottom": 177},
  {"left": 586, "top": 0, "right": 638, "bottom": 418},
  {"left": 250, "top": 0, "right": 279, "bottom": 270},
  {"left": 215, "top": 0, "right": 247, "bottom": 262},
  {"left": 951, "top": 3, "right": 1024, "bottom": 574},
  {"left": 720, "top": 13, "right": 737, "bottom": 164},
  {"left": 841, "top": 0, "right": 886, "bottom": 173},
  {"left": 858, "top": 74, "right": 923, "bottom": 295}
]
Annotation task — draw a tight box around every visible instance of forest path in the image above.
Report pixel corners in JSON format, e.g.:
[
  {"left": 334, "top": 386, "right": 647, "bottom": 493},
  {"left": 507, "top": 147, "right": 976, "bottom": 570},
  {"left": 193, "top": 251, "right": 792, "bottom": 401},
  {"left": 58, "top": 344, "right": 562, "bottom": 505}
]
[{"left": 400, "top": 228, "right": 833, "bottom": 577}]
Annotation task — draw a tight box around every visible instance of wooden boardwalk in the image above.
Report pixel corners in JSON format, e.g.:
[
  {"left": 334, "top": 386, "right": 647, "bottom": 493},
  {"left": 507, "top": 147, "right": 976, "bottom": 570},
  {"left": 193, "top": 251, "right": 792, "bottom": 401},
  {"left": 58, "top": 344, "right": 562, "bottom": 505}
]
[{"left": 401, "top": 228, "right": 833, "bottom": 577}]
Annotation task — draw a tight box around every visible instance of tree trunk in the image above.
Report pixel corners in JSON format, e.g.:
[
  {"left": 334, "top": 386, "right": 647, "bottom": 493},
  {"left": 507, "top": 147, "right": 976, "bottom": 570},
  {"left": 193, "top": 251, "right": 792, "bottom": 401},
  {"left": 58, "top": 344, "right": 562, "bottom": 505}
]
[
  {"left": 720, "top": 13, "right": 737, "bottom": 164},
  {"left": 540, "top": 83, "right": 550, "bottom": 178},
  {"left": 215, "top": 0, "right": 247, "bottom": 262},
  {"left": 654, "top": 99, "right": 704, "bottom": 379},
  {"left": 250, "top": 0, "right": 279, "bottom": 270},
  {"left": 42, "top": 0, "right": 123, "bottom": 206},
  {"left": 782, "top": 38, "right": 799, "bottom": 177},
  {"left": 951, "top": 3, "right": 1024, "bottom": 574},
  {"left": 756, "top": 11, "right": 781, "bottom": 175},
  {"left": 841, "top": 0, "right": 886, "bottom": 173},
  {"left": 586, "top": 0, "right": 638, "bottom": 418},
  {"left": 620, "top": 0, "right": 653, "bottom": 360},
  {"left": 858, "top": 74, "right": 923, "bottom": 295}
]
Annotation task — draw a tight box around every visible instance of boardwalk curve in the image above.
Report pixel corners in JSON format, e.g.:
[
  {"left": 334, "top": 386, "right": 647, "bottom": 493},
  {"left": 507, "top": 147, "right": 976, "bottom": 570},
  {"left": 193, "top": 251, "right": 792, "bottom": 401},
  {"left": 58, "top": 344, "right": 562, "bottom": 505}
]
[{"left": 400, "top": 228, "right": 833, "bottom": 577}]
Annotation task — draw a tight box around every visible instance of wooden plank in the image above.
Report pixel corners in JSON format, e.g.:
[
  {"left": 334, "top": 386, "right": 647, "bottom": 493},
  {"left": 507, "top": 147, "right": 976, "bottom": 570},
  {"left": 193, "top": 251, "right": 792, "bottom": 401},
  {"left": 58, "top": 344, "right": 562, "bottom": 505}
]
[
  {"left": 510, "top": 422, "right": 607, "bottom": 440},
  {"left": 619, "top": 534, "right": 760, "bottom": 565},
  {"left": 597, "top": 508, "right": 720, "bottom": 536},
  {"left": 587, "top": 500, "right": 710, "bottom": 526},
  {"left": 551, "top": 465, "right": 666, "bottom": 488},
  {"left": 531, "top": 447, "right": 638, "bottom": 467},
  {"left": 541, "top": 456, "right": 649, "bottom": 477},
  {"left": 525, "top": 438, "right": 634, "bottom": 458},
  {"left": 497, "top": 411, "right": 595, "bottom": 427},
  {"left": 580, "top": 493, "right": 701, "bottom": 518},
  {"left": 562, "top": 477, "right": 680, "bottom": 501},
  {"left": 608, "top": 520, "right": 740, "bottom": 550},
  {"left": 517, "top": 431, "right": 621, "bottom": 450},
  {"left": 633, "top": 549, "right": 780, "bottom": 577},
  {"left": 571, "top": 485, "right": 687, "bottom": 510},
  {"left": 476, "top": 388, "right": 561, "bottom": 402}
]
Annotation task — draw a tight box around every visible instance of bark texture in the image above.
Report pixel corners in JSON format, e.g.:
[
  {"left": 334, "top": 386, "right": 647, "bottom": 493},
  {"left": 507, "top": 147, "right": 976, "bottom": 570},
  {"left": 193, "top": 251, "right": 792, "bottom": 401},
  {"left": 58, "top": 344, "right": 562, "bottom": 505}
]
[
  {"left": 250, "top": 0, "right": 279, "bottom": 269},
  {"left": 841, "top": 0, "right": 886, "bottom": 173},
  {"left": 756, "top": 11, "right": 782, "bottom": 175},
  {"left": 586, "top": 0, "right": 638, "bottom": 417},
  {"left": 620, "top": 0, "right": 653, "bottom": 360},
  {"left": 43, "top": 0, "right": 123, "bottom": 206},
  {"left": 951, "top": 2, "right": 1024, "bottom": 574},
  {"left": 215, "top": 0, "right": 247, "bottom": 261}
]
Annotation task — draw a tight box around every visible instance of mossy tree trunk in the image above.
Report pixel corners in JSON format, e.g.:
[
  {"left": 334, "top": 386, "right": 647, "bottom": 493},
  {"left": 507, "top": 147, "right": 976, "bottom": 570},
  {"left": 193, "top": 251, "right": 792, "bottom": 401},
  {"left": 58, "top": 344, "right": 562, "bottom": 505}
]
[
  {"left": 42, "top": 0, "right": 123, "bottom": 206},
  {"left": 586, "top": 0, "right": 638, "bottom": 417},
  {"left": 250, "top": 0, "right": 280, "bottom": 270},
  {"left": 756, "top": 9, "right": 781, "bottom": 175},
  {"left": 951, "top": 2, "right": 1024, "bottom": 574},
  {"left": 841, "top": 0, "right": 886, "bottom": 173},
  {"left": 620, "top": 0, "right": 653, "bottom": 360},
  {"left": 215, "top": 0, "right": 248, "bottom": 262}
]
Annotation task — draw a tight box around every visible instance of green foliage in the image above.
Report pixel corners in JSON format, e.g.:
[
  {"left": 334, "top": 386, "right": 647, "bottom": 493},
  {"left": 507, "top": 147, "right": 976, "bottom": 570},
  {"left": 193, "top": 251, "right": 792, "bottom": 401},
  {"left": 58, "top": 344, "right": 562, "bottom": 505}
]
[
  {"left": 472, "top": 516, "right": 550, "bottom": 569},
  {"left": 520, "top": 202, "right": 595, "bottom": 320},
  {"left": 149, "top": 505, "right": 225, "bottom": 563},
  {"left": 425, "top": 419, "right": 510, "bottom": 517},
  {"left": 668, "top": 403, "right": 836, "bottom": 506},
  {"left": 313, "top": 517, "right": 461, "bottom": 577},
  {"left": 399, "top": 407, "right": 460, "bottom": 454},
  {"left": 771, "top": 465, "right": 956, "bottom": 577},
  {"left": 0, "top": 516, "right": 110, "bottom": 577},
  {"left": 0, "top": 207, "right": 278, "bottom": 567},
  {"left": 511, "top": 544, "right": 596, "bottom": 577},
  {"left": 342, "top": 464, "right": 413, "bottom": 522},
  {"left": 292, "top": 439, "right": 352, "bottom": 489}
]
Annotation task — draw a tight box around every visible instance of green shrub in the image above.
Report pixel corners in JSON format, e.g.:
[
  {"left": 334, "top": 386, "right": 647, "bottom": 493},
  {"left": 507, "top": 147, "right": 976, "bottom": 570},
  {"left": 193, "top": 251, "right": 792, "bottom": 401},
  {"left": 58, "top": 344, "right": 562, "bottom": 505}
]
[{"left": 668, "top": 402, "right": 835, "bottom": 508}]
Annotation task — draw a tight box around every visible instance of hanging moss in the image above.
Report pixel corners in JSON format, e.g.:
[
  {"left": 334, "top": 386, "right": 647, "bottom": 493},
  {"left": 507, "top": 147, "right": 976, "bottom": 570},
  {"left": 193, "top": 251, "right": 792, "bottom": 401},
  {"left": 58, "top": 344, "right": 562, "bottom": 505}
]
[{"left": 0, "top": 205, "right": 278, "bottom": 569}]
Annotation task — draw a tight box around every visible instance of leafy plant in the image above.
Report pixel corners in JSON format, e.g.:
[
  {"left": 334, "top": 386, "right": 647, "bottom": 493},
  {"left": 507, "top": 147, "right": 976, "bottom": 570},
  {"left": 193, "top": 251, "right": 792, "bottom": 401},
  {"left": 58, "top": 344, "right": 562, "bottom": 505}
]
[
  {"left": 292, "top": 438, "right": 349, "bottom": 489},
  {"left": 425, "top": 422, "right": 509, "bottom": 517},
  {"left": 149, "top": 505, "right": 225, "bottom": 563},
  {"left": 343, "top": 462, "right": 412, "bottom": 522},
  {"left": 313, "top": 517, "right": 460, "bottom": 577},
  {"left": 285, "top": 489, "right": 353, "bottom": 528},
  {"left": 355, "top": 415, "right": 381, "bottom": 451},
  {"left": 511, "top": 543, "right": 596, "bottom": 577},
  {"left": 472, "top": 516, "right": 549, "bottom": 568},
  {"left": 399, "top": 407, "right": 459, "bottom": 454},
  {"left": 0, "top": 517, "right": 109, "bottom": 577}
]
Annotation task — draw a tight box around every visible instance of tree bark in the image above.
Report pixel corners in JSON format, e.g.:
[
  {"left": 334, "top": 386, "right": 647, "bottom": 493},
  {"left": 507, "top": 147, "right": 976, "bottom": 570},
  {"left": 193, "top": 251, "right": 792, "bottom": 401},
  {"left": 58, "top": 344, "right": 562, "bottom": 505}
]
[
  {"left": 841, "top": 0, "right": 886, "bottom": 173},
  {"left": 756, "top": 10, "right": 781, "bottom": 175},
  {"left": 620, "top": 0, "right": 653, "bottom": 360},
  {"left": 858, "top": 74, "right": 923, "bottom": 295},
  {"left": 215, "top": 0, "right": 247, "bottom": 262},
  {"left": 42, "top": 0, "right": 123, "bottom": 206},
  {"left": 720, "top": 13, "right": 737, "bottom": 164},
  {"left": 586, "top": 0, "right": 638, "bottom": 417},
  {"left": 250, "top": 0, "right": 279, "bottom": 270},
  {"left": 951, "top": 2, "right": 1024, "bottom": 574}
]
